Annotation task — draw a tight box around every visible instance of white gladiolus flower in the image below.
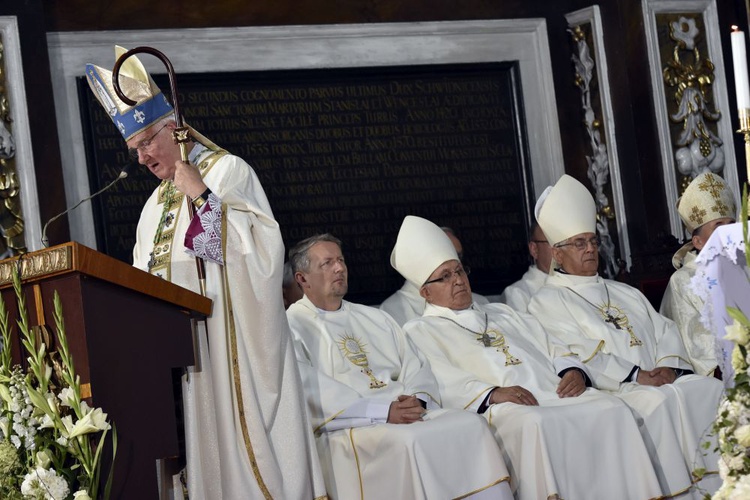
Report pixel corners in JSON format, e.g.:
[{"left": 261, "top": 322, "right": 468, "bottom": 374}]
[
  {"left": 36, "top": 449, "right": 52, "bottom": 469},
  {"left": 69, "top": 407, "right": 110, "bottom": 438},
  {"left": 57, "top": 387, "right": 75, "bottom": 408}
]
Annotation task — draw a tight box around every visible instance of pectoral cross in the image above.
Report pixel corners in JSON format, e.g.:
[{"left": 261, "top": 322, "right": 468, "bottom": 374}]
[
  {"left": 602, "top": 306, "right": 643, "bottom": 347},
  {"left": 481, "top": 329, "right": 522, "bottom": 366},
  {"left": 480, "top": 333, "right": 493, "bottom": 347},
  {"left": 605, "top": 312, "right": 621, "bottom": 329}
]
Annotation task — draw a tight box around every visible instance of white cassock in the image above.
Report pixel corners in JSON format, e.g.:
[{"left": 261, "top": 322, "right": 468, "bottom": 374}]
[
  {"left": 660, "top": 252, "right": 719, "bottom": 376},
  {"left": 287, "top": 296, "right": 512, "bottom": 500},
  {"left": 133, "top": 145, "right": 326, "bottom": 499},
  {"left": 499, "top": 265, "right": 547, "bottom": 313},
  {"left": 381, "top": 280, "right": 489, "bottom": 326},
  {"left": 529, "top": 271, "right": 723, "bottom": 497},
  {"left": 403, "top": 301, "right": 663, "bottom": 500}
]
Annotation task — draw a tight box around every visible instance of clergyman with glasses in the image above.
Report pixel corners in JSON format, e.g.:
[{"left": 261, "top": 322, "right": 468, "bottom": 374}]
[
  {"left": 380, "top": 226, "right": 488, "bottom": 326},
  {"left": 499, "top": 221, "right": 553, "bottom": 312},
  {"left": 394, "top": 215, "right": 662, "bottom": 500},
  {"left": 85, "top": 47, "right": 327, "bottom": 499},
  {"left": 528, "top": 174, "right": 723, "bottom": 497},
  {"left": 285, "top": 233, "right": 513, "bottom": 500}
]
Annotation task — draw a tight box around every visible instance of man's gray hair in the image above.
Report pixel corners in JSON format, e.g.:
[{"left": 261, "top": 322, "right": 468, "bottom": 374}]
[{"left": 288, "top": 233, "right": 342, "bottom": 274}]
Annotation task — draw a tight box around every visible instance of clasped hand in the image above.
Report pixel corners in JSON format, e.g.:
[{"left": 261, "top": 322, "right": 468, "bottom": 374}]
[
  {"left": 387, "top": 395, "right": 425, "bottom": 424},
  {"left": 636, "top": 367, "right": 677, "bottom": 386}
]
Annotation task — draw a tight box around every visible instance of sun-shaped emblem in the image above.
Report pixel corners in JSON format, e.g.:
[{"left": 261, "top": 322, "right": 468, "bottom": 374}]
[{"left": 337, "top": 333, "right": 386, "bottom": 389}]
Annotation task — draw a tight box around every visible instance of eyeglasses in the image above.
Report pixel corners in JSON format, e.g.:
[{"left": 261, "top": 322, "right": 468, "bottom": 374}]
[
  {"left": 554, "top": 236, "right": 600, "bottom": 251},
  {"left": 423, "top": 266, "right": 471, "bottom": 285},
  {"left": 128, "top": 123, "right": 169, "bottom": 159}
]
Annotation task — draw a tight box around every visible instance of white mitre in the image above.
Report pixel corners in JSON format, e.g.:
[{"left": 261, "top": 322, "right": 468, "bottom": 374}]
[
  {"left": 390, "top": 215, "right": 459, "bottom": 286},
  {"left": 535, "top": 174, "right": 596, "bottom": 246}
]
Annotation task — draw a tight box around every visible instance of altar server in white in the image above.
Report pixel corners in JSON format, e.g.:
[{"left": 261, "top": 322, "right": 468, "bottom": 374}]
[
  {"left": 660, "top": 172, "right": 735, "bottom": 376},
  {"left": 286, "top": 234, "right": 512, "bottom": 500},
  {"left": 393, "top": 215, "right": 663, "bottom": 500},
  {"left": 529, "top": 174, "right": 723, "bottom": 497}
]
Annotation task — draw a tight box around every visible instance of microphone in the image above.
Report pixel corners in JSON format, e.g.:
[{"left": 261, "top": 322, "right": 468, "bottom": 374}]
[{"left": 41, "top": 161, "right": 136, "bottom": 248}]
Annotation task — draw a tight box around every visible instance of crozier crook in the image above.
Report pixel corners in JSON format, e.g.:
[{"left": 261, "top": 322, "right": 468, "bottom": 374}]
[{"left": 112, "top": 47, "right": 207, "bottom": 295}]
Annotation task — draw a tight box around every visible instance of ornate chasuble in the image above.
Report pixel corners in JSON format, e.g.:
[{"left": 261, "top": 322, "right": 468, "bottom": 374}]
[
  {"left": 147, "top": 148, "right": 228, "bottom": 279},
  {"left": 660, "top": 252, "right": 719, "bottom": 376},
  {"left": 287, "top": 297, "right": 441, "bottom": 430},
  {"left": 131, "top": 148, "right": 328, "bottom": 499},
  {"left": 529, "top": 272, "right": 693, "bottom": 379},
  {"left": 405, "top": 303, "right": 584, "bottom": 407}
]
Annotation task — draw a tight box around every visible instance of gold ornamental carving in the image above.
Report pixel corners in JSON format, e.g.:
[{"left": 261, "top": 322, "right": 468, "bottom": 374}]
[
  {"left": 0, "top": 35, "right": 25, "bottom": 257},
  {"left": 0, "top": 246, "right": 72, "bottom": 286}
]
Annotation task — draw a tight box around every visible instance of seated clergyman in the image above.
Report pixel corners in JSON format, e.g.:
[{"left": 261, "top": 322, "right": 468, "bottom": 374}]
[
  {"left": 660, "top": 171, "right": 736, "bottom": 377},
  {"left": 528, "top": 174, "right": 724, "bottom": 497},
  {"left": 380, "top": 226, "right": 489, "bottom": 325},
  {"left": 286, "top": 233, "right": 513, "bottom": 500},
  {"left": 499, "top": 221, "right": 553, "bottom": 312},
  {"left": 392, "top": 215, "right": 663, "bottom": 500}
]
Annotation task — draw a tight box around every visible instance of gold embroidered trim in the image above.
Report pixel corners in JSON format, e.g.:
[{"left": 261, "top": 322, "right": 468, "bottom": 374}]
[
  {"left": 464, "top": 387, "right": 494, "bottom": 410},
  {"left": 655, "top": 354, "right": 693, "bottom": 367},
  {"left": 149, "top": 148, "right": 228, "bottom": 278},
  {"left": 336, "top": 333, "right": 386, "bottom": 389},
  {"left": 223, "top": 219, "right": 272, "bottom": 499},
  {"left": 453, "top": 476, "right": 511, "bottom": 500},
  {"left": 581, "top": 340, "right": 606, "bottom": 363},
  {"left": 412, "top": 391, "right": 440, "bottom": 406},
  {"left": 348, "top": 427, "right": 365, "bottom": 500},
  {"left": 313, "top": 408, "right": 347, "bottom": 435}
]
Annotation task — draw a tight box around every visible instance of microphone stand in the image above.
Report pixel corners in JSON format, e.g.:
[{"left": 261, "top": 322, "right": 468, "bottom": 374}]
[
  {"left": 41, "top": 167, "right": 132, "bottom": 248},
  {"left": 112, "top": 47, "right": 207, "bottom": 297}
]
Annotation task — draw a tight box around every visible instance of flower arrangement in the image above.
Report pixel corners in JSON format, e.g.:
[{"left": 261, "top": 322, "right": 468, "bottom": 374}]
[
  {"left": 713, "top": 187, "right": 750, "bottom": 499},
  {"left": 0, "top": 267, "right": 115, "bottom": 499}
]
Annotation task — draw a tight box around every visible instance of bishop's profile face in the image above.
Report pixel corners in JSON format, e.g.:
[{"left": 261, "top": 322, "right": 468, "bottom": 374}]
[
  {"left": 692, "top": 217, "right": 734, "bottom": 251},
  {"left": 419, "top": 259, "right": 473, "bottom": 310},
  {"left": 299, "top": 241, "right": 348, "bottom": 310},
  {"left": 552, "top": 231, "right": 599, "bottom": 277},
  {"left": 126, "top": 120, "right": 181, "bottom": 181}
]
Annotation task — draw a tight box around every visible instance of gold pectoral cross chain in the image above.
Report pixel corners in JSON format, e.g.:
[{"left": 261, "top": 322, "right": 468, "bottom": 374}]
[{"left": 440, "top": 312, "right": 521, "bottom": 366}]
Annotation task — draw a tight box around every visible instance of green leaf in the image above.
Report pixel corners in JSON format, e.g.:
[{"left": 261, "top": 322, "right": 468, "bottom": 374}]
[{"left": 727, "top": 307, "right": 750, "bottom": 329}]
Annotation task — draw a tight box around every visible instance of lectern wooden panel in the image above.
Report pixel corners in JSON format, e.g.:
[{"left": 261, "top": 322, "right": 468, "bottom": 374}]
[{"left": 0, "top": 242, "right": 211, "bottom": 499}]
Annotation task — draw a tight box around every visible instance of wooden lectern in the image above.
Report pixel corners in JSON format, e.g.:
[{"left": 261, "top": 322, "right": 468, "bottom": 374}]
[{"left": 0, "top": 242, "right": 211, "bottom": 499}]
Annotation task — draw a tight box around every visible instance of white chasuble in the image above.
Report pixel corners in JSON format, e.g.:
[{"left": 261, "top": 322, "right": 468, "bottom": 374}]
[
  {"left": 529, "top": 272, "right": 723, "bottom": 497},
  {"left": 499, "top": 265, "right": 548, "bottom": 313},
  {"left": 660, "top": 252, "right": 720, "bottom": 376},
  {"left": 404, "top": 302, "right": 662, "bottom": 500},
  {"left": 287, "top": 297, "right": 512, "bottom": 500},
  {"left": 133, "top": 148, "right": 326, "bottom": 500}
]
